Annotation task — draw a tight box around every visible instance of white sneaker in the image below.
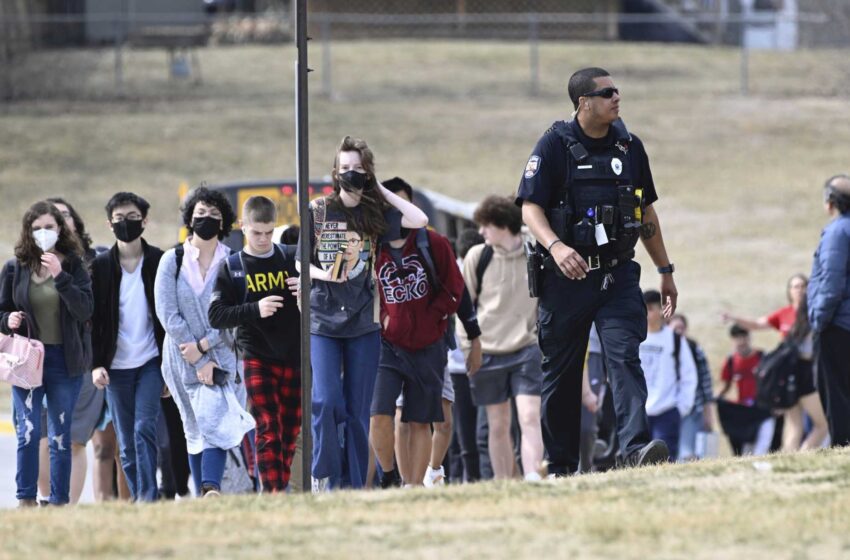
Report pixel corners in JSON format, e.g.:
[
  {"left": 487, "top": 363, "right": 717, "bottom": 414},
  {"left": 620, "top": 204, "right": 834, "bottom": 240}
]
[
  {"left": 423, "top": 465, "right": 445, "bottom": 488},
  {"left": 524, "top": 471, "right": 542, "bottom": 482},
  {"left": 311, "top": 476, "right": 330, "bottom": 494}
]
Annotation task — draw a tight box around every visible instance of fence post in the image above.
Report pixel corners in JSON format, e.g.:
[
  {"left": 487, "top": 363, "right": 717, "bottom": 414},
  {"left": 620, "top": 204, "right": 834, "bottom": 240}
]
[
  {"left": 739, "top": 16, "right": 749, "bottom": 96},
  {"left": 528, "top": 12, "right": 540, "bottom": 97},
  {"left": 113, "top": 18, "right": 124, "bottom": 90},
  {"left": 1, "top": 15, "right": 12, "bottom": 101},
  {"left": 320, "top": 17, "right": 332, "bottom": 99}
]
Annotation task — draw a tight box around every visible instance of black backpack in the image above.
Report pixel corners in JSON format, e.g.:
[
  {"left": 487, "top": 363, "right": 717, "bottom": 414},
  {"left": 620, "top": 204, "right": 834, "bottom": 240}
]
[
  {"left": 473, "top": 244, "right": 494, "bottom": 305},
  {"left": 753, "top": 341, "right": 799, "bottom": 410}
]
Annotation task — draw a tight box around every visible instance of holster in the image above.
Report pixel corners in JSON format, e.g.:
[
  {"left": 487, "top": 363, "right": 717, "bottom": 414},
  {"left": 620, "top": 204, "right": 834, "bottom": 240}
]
[{"left": 524, "top": 241, "right": 543, "bottom": 298}]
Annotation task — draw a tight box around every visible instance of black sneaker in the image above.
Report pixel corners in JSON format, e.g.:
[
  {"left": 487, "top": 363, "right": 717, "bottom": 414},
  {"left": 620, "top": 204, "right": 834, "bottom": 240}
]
[
  {"left": 627, "top": 439, "right": 669, "bottom": 468},
  {"left": 379, "top": 468, "right": 402, "bottom": 489},
  {"left": 18, "top": 499, "right": 38, "bottom": 508}
]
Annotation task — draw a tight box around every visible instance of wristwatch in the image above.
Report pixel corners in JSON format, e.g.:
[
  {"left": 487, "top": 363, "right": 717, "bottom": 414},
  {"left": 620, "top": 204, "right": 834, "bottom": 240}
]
[{"left": 657, "top": 263, "right": 675, "bottom": 274}]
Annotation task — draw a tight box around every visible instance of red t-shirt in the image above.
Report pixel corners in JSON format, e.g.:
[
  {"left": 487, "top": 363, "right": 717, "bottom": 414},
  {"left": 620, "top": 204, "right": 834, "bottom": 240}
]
[
  {"left": 722, "top": 351, "right": 763, "bottom": 406},
  {"left": 766, "top": 305, "right": 796, "bottom": 338}
]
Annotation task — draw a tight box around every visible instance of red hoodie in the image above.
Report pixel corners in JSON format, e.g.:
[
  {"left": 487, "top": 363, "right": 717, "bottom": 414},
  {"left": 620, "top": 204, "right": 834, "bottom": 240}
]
[{"left": 376, "top": 230, "right": 464, "bottom": 352}]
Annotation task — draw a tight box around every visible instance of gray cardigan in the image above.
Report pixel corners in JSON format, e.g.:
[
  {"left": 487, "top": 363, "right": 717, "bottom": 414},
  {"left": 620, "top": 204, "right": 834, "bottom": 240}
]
[{"left": 154, "top": 247, "right": 254, "bottom": 454}]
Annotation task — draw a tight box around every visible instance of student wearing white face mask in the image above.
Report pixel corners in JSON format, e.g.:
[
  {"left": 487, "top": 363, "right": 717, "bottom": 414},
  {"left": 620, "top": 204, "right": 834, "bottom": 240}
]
[{"left": 0, "top": 200, "right": 94, "bottom": 507}]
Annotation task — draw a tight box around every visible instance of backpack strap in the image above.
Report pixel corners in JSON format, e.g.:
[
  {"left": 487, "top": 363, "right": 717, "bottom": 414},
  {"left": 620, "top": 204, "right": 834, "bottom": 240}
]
[
  {"left": 415, "top": 228, "right": 442, "bottom": 296},
  {"left": 173, "top": 243, "right": 184, "bottom": 280},
  {"left": 226, "top": 251, "right": 248, "bottom": 304},
  {"left": 474, "top": 244, "right": 494, "bottom": 302},
  {"left": 673, "top": 331, "right": 682, "bottom": 382}
]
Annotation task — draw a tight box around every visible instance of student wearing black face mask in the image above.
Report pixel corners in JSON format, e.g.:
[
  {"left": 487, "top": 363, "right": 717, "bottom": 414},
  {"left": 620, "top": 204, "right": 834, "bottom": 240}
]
[
  {"left": 297, "top": 136, "right": 429, "bottom": 492},
  {"left": 90, "top": 192, "right": 166, "bottom": 502},
  {"left": 155, "top": 186, "right": 255, "bottom": 498}
]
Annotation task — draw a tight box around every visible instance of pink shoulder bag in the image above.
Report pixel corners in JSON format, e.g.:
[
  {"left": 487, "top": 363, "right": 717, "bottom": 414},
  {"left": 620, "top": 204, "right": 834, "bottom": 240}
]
[{"left": 0, "top": 316, "right": 45, "bottom": 389}]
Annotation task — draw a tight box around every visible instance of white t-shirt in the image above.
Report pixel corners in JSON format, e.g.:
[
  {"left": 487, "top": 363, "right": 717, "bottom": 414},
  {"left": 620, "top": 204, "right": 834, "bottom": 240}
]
[
  {"left": 639, "top": 326, "right": 697, "bottom": 418},
  {"left": 110, "top": 257, "right": 159, "bottom": 370}
]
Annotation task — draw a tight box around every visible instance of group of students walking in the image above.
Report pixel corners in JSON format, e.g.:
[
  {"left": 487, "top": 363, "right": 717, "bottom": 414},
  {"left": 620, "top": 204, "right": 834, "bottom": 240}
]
[{"left": 3, "top": 135, "right": 845, "bottom": 507}]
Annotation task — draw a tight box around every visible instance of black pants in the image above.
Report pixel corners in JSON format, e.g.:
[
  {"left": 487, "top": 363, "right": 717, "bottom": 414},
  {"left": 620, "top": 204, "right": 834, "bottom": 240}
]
[
  {"left": 450, "top": 373, "right": 480, "bottom": 482},
  {"left": 160, "top": 396, "right": 191, "bottom": 497},
  {"left": 816, "top": 325, "right": 850, "bottom": 447},
  {"left": 538, "top": 261, "right": 651, "bottom": 475}
]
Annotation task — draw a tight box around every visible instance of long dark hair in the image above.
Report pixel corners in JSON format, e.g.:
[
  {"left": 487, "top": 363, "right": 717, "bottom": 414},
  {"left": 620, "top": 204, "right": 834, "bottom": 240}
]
[
  {"left": 46, "top": 197, "right": 93, "bottom": 255},
  {"left": 328, "top": 136, "right": 389, "bottom": 240},
  {"left": 15, "top": 201, "right": 83, "bottom": 271},
  {"left": 787, "top": 292, "right": 811, "bottom": 343}
]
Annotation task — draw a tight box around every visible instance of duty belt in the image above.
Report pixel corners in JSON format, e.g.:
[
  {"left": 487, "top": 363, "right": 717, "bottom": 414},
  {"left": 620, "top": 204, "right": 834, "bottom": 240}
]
[
  {"left": 542, "top": 250, "right": 633, "bottom": 273},
  {"left": 542, "top": 250, "right": 635, "bottom": 291}
]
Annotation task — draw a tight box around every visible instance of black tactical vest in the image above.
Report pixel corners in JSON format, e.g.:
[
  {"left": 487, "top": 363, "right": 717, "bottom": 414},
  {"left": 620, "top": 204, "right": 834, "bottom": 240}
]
[{"left": 549, "top": 119, "right": 643, "bottom": 258}]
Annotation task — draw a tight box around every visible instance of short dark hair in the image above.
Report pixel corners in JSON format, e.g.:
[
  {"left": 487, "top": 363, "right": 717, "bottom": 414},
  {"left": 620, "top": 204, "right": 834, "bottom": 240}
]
[
  {"left": 643, "top": 289, "right": 662, "bottom": 306},
  {"left": 279, "top": 225, "right": 300, "bottom": 245},
  {"left": 181, "top": 185, "right": 235, "bottom": 240},
  {"left": 242, "top": 195, "right": 277, "bottom": 224},
  {"left": 568, "top": 67, "right": 611, "bottom": 109},
  {"left": 730, "top": 324, "right": 749, "bottom": 338},
  {"left": 473, "top": 195, "right": 522, "bottom": 235},
  {"left": 671, "top": 313, "right": 688, "bottom": 328},
  {"left": 46, "top": 197, "right": 93, "bottom": 254},
  {"left": 824, "top": 174, "right": 850, "bottom": 214},
  {"left": 105, "top": 192, "right": 151, "bottom": 220},
  {"left": 456, "top": 228, "right": 484, "bottom": 259},
  {"left": 383, "top": 177, "right": 414, "bottom": 202}
]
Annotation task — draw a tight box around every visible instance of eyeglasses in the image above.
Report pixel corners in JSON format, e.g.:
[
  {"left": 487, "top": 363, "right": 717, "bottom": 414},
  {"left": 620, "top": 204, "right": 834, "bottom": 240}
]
[
  {"left": 111, "top": 214, "right": 143, "bottom": 223},
  {"left": 582, "top": 87, "right": 619, "bottom": 99}
]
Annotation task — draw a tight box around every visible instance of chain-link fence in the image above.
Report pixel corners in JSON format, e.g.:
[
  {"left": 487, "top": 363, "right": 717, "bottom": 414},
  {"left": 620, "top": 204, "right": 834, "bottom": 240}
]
[{"left": 1, "top": 2, "right": 850, "bottom": 101}]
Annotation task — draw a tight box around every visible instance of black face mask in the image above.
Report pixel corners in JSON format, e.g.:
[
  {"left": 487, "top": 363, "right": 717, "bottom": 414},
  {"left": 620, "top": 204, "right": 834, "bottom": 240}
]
[
  {"left": 339, "top": 170, "right": 369, "bottom": 193},
  {"left": 192, "top": 216, "right": 221, "bottom": 241},
  {"left": 112, "top": 219, "right": 144, "bottom": 243}
]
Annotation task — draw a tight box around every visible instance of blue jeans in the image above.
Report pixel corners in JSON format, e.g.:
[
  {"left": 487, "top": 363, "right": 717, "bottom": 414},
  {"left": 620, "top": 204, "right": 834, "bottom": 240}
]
[
  {"left": 677, "top": 407, "right": 703, "bottom": 461},
  {"left": 188, "top": 447, "right": 227, "bottom": 494},
  {"left": 105, "top": 357, "right": 163, "bottom": 502},
  {"left": 12, "top": 345, "right": 83, "bottom": 504},
  {"left": 648, "top": 407, "right": 681, "bottom": 462},
  {"left": 311, "top": 331, "right": 380, "bottom": 489}
]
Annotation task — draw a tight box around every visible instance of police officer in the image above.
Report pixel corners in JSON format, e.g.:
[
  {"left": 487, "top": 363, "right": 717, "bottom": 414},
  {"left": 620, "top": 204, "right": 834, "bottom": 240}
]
[{"left": 516, "top": 67, "right": 678, "bottom": 475}]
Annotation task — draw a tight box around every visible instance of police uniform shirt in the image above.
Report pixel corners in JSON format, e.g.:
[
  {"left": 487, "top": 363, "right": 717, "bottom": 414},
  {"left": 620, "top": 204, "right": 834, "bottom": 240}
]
[{"left": 515, "top": 119, "right": 658, "bottom": 212}]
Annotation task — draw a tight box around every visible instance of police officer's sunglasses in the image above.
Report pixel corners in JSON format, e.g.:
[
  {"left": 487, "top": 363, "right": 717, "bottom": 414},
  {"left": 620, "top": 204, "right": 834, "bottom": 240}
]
[{"left": 582, "top": 87, "right": 619, "bottom": 99}]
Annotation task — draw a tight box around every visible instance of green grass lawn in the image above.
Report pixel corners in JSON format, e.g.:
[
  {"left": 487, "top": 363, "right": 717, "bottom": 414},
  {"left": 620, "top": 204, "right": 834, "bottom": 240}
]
[
  {"left": 1, "top": 39, "right": 849, "bottom": 412},
  {"left": 0, "top": 448, "right": 848, "bottom": 559}
]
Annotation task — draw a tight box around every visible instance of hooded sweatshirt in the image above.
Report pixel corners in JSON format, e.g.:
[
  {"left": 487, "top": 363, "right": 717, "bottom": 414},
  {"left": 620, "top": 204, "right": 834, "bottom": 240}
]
[{"left": 375, "top": 229, "right": 464, "bottom": 352}]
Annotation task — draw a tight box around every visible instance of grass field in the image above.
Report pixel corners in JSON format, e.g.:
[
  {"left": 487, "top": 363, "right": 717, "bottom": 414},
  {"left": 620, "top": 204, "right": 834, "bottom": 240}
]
[
  {"left": 0, "top": 448, "right": 847, "bottom": 559},
  {"left": 1, "top": 39, "right": 849, "bottom": 403}
]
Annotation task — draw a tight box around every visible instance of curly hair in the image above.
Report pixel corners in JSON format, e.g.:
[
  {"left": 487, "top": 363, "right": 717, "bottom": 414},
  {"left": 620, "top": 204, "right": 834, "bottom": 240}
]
[
  {"left": 15, "top": 201, "right": 83, "bottom": 271},
  {"left": 180, "top": 185, "right": 235, "bottom": 240},
  {"left": 328, "top": 136, "right": 389, "bottom": 239},
  {"left": 46, "top": 197, "right": 93, "bottom": 255},
  {"left": 473, "top": 195, "right": 523, "bottom": 235}
]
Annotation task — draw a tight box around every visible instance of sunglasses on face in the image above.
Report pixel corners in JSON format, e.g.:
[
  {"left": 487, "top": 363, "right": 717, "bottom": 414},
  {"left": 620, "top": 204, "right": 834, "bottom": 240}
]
[{"left": 583, "top": 87, "right": 619, "bottom": 99}]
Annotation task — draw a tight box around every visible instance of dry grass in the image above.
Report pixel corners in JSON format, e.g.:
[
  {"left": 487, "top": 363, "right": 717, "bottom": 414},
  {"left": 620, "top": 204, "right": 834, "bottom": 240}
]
[
  {"left": 1, "top": 40, "right": 849, "bottom": 411},
  {"left": 0, "top": 448, "right": 848, "bottom": 559}
]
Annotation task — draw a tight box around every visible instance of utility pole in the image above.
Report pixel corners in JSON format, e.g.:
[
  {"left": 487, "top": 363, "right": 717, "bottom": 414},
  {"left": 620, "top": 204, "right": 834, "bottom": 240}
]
[{"left": 295, "top": 0, "right": 312, "bottom": 493}]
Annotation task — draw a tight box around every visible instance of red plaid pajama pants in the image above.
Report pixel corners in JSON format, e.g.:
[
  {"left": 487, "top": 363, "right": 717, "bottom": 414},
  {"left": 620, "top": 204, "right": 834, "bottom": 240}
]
[{"left": 243, "top": 358, "right": 302, "bottom": 492}]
